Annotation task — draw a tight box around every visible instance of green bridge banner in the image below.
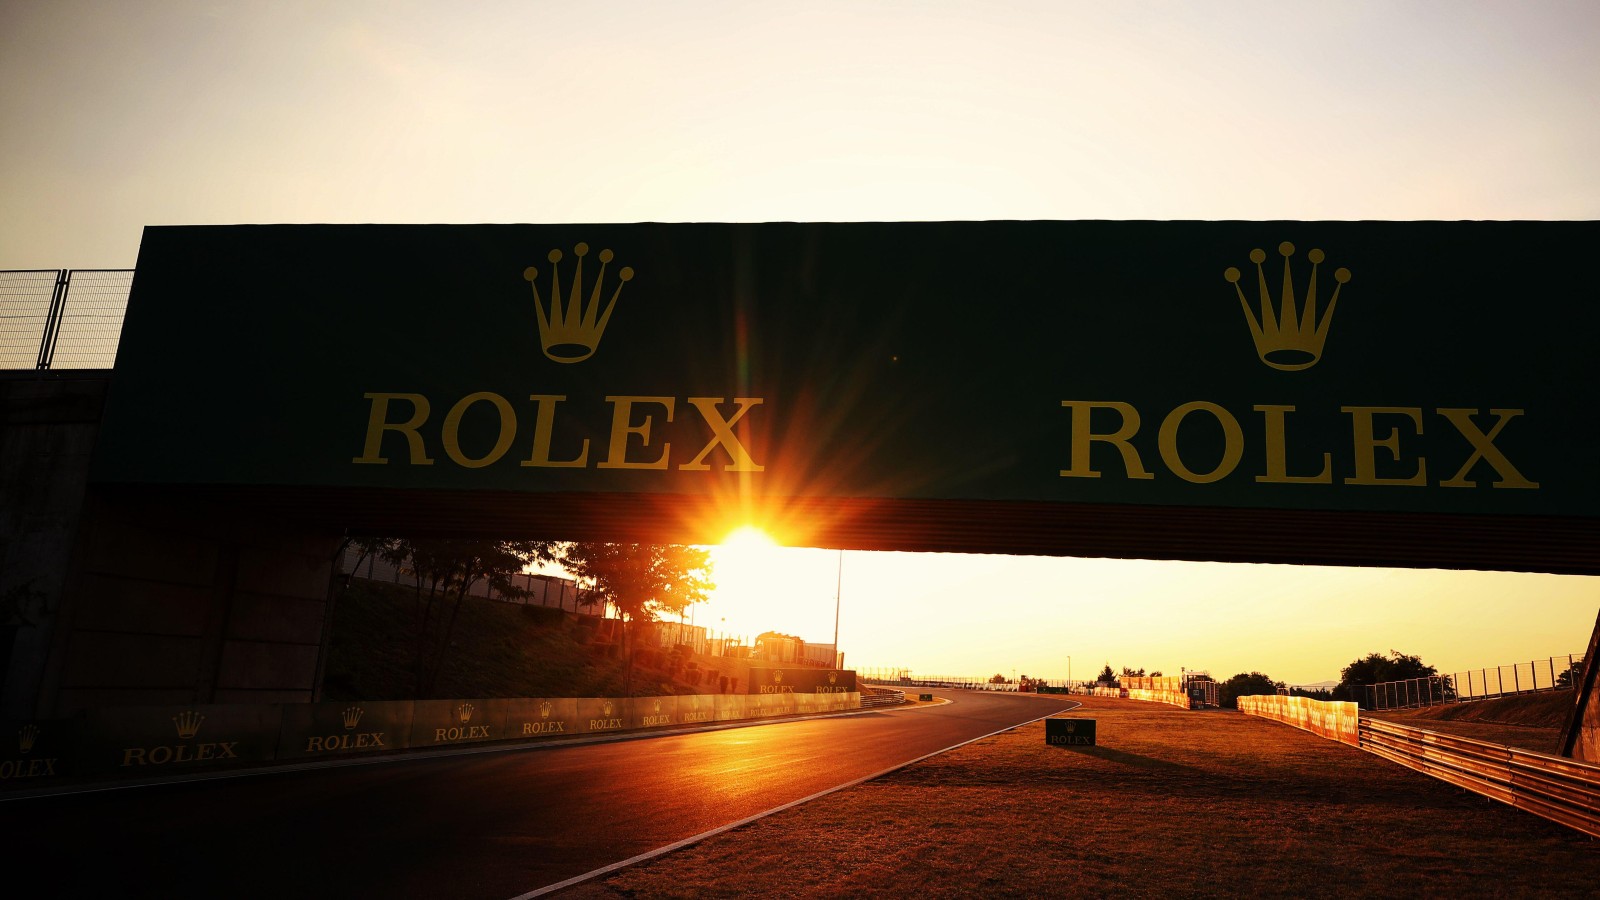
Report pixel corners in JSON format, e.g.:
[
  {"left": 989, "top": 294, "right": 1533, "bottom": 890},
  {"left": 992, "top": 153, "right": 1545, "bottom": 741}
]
[{"left": 92, "top": 221, "right": 1600, "bottom": 570}]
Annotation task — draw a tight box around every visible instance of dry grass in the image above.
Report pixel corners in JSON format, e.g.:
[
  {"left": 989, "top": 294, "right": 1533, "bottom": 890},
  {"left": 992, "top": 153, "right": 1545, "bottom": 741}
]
[{"left": 564, "top": 696, "right": 1599, "bottom": 898}]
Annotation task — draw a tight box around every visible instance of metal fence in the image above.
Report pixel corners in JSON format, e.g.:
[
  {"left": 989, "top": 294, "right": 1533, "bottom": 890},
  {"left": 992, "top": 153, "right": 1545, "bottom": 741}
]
[
  {"left": 0, "top": 268, "right": 132, "bottom": 370},
  {"left": 1367, "top": 654, "right": 1583, "bottom": 710}
]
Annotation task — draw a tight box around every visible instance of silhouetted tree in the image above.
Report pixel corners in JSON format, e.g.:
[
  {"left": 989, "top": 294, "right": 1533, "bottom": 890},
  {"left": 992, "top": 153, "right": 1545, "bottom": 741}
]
[
  {"left": 1220, "top": 671, "right": 1283, "bottom": 708},
  {"left": 561, "top": 542, "right": 713, "bottom": 696},
  {"left": 384, "top": 538, "right": 559, "bottom": 695},
  {"left": 1335, "top": 650, "right": 1439, "bottom": 708},
  {"left": 1558, "top": 658, "right": 1586, "bottom": 690}
]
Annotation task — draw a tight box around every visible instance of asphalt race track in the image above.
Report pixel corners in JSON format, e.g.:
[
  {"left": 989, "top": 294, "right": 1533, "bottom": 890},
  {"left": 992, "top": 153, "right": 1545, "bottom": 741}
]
[{"left": 3, "top": 691, "right": 1076, "bottom": 899}]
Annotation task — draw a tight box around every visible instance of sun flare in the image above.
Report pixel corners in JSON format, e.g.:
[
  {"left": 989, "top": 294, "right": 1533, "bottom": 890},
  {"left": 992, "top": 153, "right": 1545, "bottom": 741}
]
[{"left": 720, "top": 525, "right": 779, "bottom": 549}]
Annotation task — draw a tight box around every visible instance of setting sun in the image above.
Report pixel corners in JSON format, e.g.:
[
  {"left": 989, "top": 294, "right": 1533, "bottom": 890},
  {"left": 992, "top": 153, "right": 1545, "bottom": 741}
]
[
  {"left": 699, "top": 528, "right": 844, "bottom": 645},
  {"left": 720, "top": 526, "right": 779, "bottom": 551}
]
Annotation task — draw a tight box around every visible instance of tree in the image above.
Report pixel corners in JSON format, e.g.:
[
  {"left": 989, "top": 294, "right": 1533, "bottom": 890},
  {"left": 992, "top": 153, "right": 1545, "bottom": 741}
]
[
  {"left": 989, "top": 673, "right": 1008, "bottom": 684},
  {"left": 1121, "top": 666, "right": 1145, "bottom": 678},
  {"left": 1220, "top": 671, "right": 1283, "bottom": 708},
  {"left": 1290, "top": 686, "right": 1334, "bottom": 701},
  {"left": 1558, "top": 658, "right": 1586, "bottom": 690},
  {"left": 561, "top": 542, "right": 714, "bottom": 697},
  {"left": 1335, "top": 650, "right": 1440, "bottom": 707},
  {"left": 384, "top": 537, "right": 560, "bottom": 696},
  {"left": 1097, "top": 664, "right": 1117, "bottom": 686}
]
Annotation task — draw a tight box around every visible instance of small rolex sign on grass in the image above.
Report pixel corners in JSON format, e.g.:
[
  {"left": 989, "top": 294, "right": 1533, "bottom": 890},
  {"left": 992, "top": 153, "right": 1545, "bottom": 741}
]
[{"left": 1046, "top": 718, "right": 1096, "bottom": 746}]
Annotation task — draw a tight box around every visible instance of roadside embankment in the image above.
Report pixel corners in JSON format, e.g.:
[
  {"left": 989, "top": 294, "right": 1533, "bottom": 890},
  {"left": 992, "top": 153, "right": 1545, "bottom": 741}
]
[{"left": 1365, "top": 691, "right": 1572, "bottom": 754}]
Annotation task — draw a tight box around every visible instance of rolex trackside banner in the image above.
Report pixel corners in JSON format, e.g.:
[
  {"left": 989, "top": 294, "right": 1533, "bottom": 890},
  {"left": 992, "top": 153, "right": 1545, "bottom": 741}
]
[{"left": 93, "top": 222, "right": 1598, "bottom": 519}]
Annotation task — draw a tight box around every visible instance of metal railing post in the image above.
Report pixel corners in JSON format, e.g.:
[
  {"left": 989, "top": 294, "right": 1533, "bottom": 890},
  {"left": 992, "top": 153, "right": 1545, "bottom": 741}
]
[{"left": 35, "top": 269, "right": 68, "bottom": 369}]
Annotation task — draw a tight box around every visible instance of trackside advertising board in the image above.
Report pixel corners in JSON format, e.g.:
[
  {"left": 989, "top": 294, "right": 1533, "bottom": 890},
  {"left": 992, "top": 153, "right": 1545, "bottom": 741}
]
[{"left": 92, "top": 222, "right": 1600, "bottom": 568}]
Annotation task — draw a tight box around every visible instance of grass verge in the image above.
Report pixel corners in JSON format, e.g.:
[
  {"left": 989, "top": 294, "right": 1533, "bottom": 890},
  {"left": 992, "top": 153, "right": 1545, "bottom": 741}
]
[{"left": 564, "top": 695, "right": 1600, "bottom": 898}]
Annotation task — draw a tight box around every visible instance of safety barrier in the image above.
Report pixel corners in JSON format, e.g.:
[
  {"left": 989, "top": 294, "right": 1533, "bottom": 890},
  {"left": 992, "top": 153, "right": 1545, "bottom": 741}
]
[
  {"left": 1090, "top": 686, "right": 1192, "bottom": 709},
  {"left": 0, "top": 691, "right": 860, "bottom": 790},
  {"left": 1237, "top": 695, "right": 1359, "bottom": 746},
  {"left": 1237, "top": 695, "right": 1600, "bottom": 838},
  {"left": 859, "top": 687, "right": 906, "bottom": 709},
  {"left": 1360, "top": 717, "right": 1600, "bottom": 839}
]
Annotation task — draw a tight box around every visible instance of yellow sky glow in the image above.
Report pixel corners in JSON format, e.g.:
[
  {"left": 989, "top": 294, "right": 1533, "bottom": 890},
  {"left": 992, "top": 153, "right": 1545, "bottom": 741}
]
[{"left": 2, "top": 2, "right": 1596, "bottom": 685}]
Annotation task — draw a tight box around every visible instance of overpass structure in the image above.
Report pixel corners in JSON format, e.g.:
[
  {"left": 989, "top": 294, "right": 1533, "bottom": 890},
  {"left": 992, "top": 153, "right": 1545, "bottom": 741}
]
[{"left": 3, "top": 221, "right": 1599, "bottom": 764}]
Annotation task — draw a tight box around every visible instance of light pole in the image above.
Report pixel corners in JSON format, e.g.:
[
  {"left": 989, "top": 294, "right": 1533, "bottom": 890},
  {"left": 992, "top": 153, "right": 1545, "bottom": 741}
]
[
  {"left": 1068, "top": 656, "right": 1072, "bottom": 689},
  {"left": 832, "top": 549, "right": 843, "bottom": 668}
]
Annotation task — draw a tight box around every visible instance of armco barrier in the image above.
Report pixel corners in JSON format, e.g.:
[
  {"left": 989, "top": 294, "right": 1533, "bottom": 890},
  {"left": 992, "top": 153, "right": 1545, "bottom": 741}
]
[
  {"left": 1360, "top": 717, "right": 1600, "bottom": 839},
  {"left": 1237, "top": 695, "right": 1359, "bottom": 746},
  {"left": 0, "top": 690, "right": 860, "bottom": 790},
  {"left": 1238, "top": 695, "right": 1600, "bottom": 838}
]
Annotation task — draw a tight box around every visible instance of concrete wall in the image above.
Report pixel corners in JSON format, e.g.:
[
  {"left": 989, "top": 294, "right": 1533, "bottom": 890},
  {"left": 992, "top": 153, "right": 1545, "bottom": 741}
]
[
  {"left": 41, "top": 492, "right": 342, "bottom": 713},
  {"left": 3, "top": 373, "right": 342, "bottom": 717},
  {"left": 0, "top": 374, "right": 107, "bottom": 718}
]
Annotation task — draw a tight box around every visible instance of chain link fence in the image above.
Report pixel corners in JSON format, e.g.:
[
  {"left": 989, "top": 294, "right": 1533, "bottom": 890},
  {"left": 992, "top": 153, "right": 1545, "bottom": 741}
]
[
  {"left": 0, "top": 268, "right": 132, "bottom": 370},
  {"left": 1366, "top": 654, "right": 1583, "bottom": 710}
]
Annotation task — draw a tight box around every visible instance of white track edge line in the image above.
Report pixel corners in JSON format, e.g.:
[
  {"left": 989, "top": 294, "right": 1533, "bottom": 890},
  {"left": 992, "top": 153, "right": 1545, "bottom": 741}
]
[{"left": 512, "top": 699, "right": 1082, "bottom": 899}]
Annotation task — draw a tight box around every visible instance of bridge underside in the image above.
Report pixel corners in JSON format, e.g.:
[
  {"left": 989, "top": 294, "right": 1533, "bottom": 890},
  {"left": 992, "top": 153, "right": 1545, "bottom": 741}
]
[{"left": 164, "top": 484, "right": 1600, "bottom": 575}]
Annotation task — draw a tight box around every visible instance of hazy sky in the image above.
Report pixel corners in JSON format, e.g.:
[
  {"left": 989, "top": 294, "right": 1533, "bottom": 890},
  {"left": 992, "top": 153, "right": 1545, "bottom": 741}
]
[{"left": 3, "top": 1, "right": 1597, "bottom": 682}]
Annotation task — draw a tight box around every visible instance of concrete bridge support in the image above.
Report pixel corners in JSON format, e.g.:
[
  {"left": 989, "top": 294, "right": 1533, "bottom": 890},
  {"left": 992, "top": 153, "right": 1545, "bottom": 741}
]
[{"left": 3, "top": 374, "right": 342, "bottom": 717}]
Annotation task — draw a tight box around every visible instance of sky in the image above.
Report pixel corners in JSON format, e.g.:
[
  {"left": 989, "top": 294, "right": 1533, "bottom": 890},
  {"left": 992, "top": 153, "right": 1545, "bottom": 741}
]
[{"left": 3, "top": 1, "right": 1597, "bottom": 683}]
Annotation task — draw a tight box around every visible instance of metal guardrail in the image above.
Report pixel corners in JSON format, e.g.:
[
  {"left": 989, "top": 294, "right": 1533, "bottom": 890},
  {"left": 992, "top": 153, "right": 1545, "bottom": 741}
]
[
  {"left": 0, "top": 268, "right": 132, "bottom": 370},
  {"left": 1359, "top": 717, "right": 1600, "bottom": 839},
  {"left": 859, "top": 687, "right": 906, "bottom": 708}
]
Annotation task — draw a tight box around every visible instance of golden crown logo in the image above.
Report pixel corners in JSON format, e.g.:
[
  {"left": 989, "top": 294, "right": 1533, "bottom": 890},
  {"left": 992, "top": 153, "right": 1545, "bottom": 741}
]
[
  {"left": 523, "top": 243, "right": 635, "bottom": 364},
  {"left": 173, "top": 710, "right": 205, "bottom": 740},
  {"left": 19, "top": 724, "right": 39, "bottom": 754},
  {"left": 1223, "top": 242, "right": 1351, "bottom": 371},
  {"left": 342, "top": 706, "right": 365, "bottom": 730},
  {"left": 539, "top": 701, "right": 553, "bottom": 719},
  {"left": 602, "top": 700, "right": 615, "bottom": 716},
  {"left": 773, "top": 670, "right": 784, "bottom": 683},
  {"left": 457, "top": 703, "right": 475, "bottom": 724},
  {"left": 653, "top": 699, "right": 663, "bottom": 713},
  {"left": 828, "top": 672, "right": 838, "bottom": 685}
]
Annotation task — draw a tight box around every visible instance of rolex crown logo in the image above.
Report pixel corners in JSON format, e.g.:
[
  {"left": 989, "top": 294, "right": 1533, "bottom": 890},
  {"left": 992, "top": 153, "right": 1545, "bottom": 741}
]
[
  {"left": 19, "top": 724, "right": 39, "bottom": 754},
  {"left": 342, "top": 706, "right": 365, "bottom": 730},
  {"left": 773, "top": 670, "right": 784, "bottom": 683},
  {"left": 602, "top": 700, "right": 615, "bottom": 716},
  {"left": 828, "top": 672, "right": 838, "bottom": 685},
  {"left": 1224, "top": 242, "right": 1351, "bottom": 371},
  {"left": 524, "top": 243, "right": 635, "bottom": 364},
  {"left": 457, "top": 703, "right": 475, "bottom": 724},
  {"left": 653, "top": 699, "right": 663, "bottom": 713},
  {"left": 539, "top": 701, "right": 553, "bottom": 719},
  {"left": 173, "top": 710, "right": 205, "bottom": 740}
]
